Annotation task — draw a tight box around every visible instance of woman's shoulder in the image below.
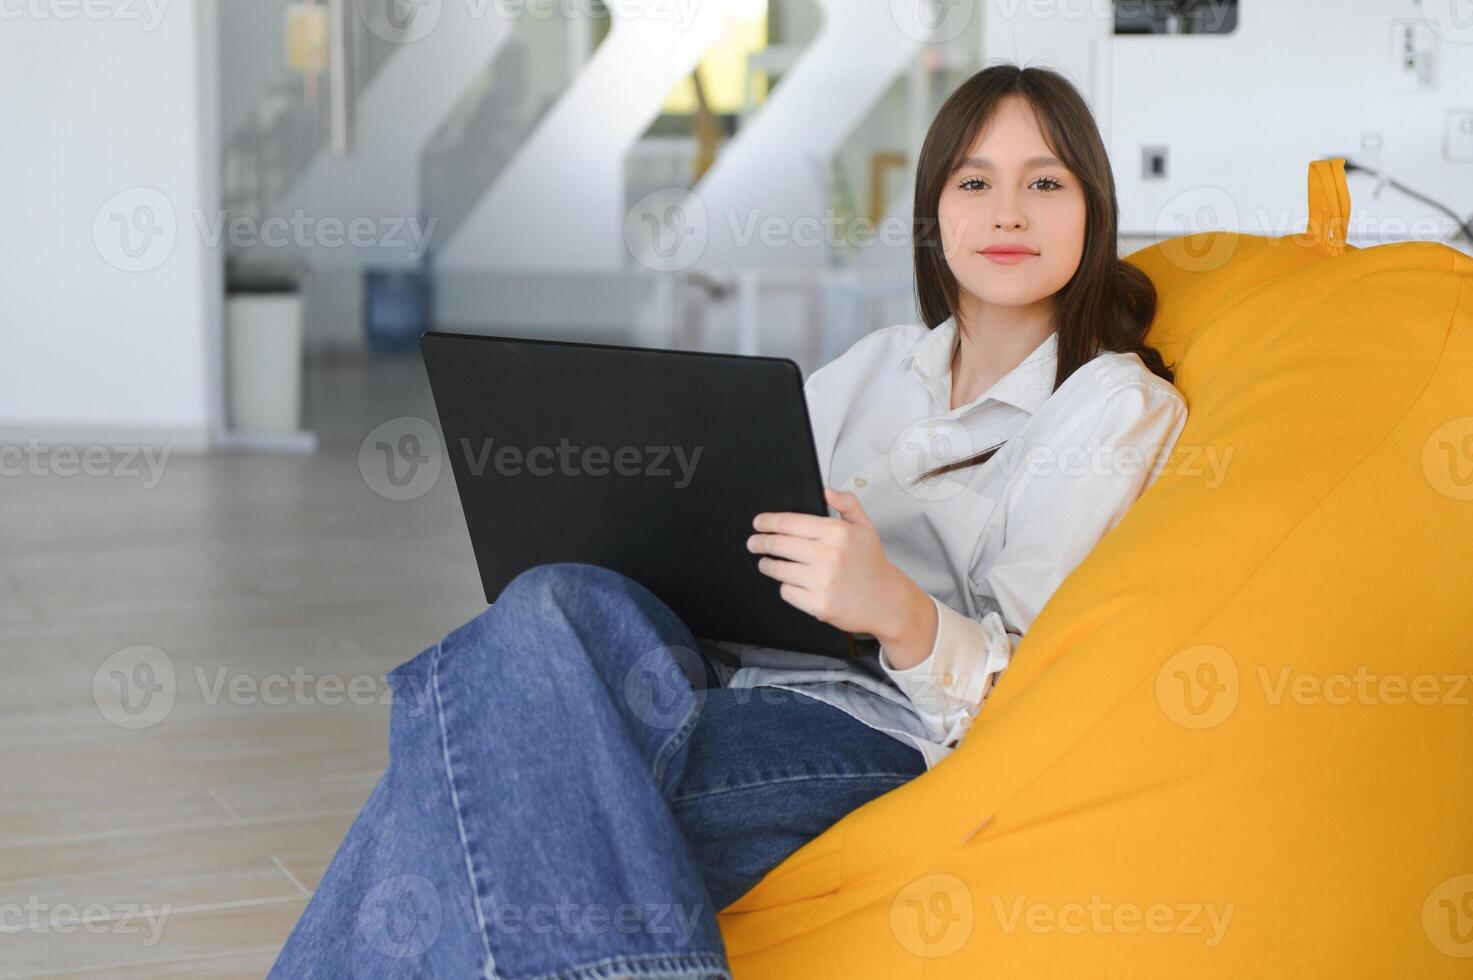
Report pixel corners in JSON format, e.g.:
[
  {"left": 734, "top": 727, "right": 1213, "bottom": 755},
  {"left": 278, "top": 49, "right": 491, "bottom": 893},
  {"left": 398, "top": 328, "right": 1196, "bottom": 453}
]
[
  {"left": 1054, "top": 349, "right": 1187, "bottom": 412},
  {"left": 1016, "top": 349, "right": 1187, "bottom": 452}
]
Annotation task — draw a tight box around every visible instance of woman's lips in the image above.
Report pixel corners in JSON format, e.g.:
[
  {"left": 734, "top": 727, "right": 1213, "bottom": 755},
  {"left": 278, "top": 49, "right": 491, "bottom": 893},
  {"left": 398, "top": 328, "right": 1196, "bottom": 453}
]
[{"left": 979, "top": 249, "right": 1038, "bottom": 265}]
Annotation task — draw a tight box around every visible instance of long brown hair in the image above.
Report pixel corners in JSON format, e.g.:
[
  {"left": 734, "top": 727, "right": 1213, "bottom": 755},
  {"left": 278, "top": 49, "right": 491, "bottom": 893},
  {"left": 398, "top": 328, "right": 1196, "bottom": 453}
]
[{"left": 910, "top": 63, "right": 1173, "bottom": 486}]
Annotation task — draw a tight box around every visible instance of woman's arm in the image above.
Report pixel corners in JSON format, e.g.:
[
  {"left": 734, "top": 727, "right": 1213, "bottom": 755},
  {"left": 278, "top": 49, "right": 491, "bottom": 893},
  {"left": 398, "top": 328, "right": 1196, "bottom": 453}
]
[{"left": 877, "top": 380, "right": 1189, "bottom": 746}]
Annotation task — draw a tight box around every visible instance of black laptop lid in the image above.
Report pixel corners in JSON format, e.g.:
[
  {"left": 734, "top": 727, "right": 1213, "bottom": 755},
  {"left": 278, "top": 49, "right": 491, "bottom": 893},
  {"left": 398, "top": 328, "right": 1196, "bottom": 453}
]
[{"left": 420, "top": 331, "right": 857, "bottom": 658}]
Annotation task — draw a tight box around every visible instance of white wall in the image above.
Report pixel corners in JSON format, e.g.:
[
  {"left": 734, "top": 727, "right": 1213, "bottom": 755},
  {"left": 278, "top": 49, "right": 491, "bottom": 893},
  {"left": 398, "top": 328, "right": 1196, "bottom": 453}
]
[
  {"left": 0, "top": 0, "right": 221, "bottom": 448},
  {"left": 977, "top": 1, "right": 1473, "bottom": 242},
  {"left": 1105, "top": 1, "right": 1470, "bottom": 241},
  {"left": 982, "top": 0, "right": 1111, "bottom": 111}
]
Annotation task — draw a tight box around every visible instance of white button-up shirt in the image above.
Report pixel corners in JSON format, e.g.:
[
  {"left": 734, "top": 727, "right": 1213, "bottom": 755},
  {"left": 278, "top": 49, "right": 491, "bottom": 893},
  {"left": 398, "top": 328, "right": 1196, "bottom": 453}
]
[{"left": 696, "top": 315, "right": 1188, "bottom": 769}]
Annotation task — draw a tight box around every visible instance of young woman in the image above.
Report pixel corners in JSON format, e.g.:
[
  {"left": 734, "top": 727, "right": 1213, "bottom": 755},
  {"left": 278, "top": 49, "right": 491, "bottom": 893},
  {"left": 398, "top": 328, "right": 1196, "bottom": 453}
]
[{"left": 271, "top": 63, "right": 1187, "bottom": 979}]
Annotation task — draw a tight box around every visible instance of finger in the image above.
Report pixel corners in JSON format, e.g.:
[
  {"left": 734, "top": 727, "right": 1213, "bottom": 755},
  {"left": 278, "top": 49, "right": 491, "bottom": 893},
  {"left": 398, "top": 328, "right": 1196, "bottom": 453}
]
[
  {"left": 777, "top": 581, "right": 823, "bottom": 620},
  {"left": 752, "top": 511, "right": 833, "bottom": 540},
  {"left": 747, "top": 532, "right": 824, "bottom": 564},
  {"left": 755, "top": 554, "right": 822, "bottom": 591},
  {"left": 824, "top": 487, "right": 874, "bottom": 529}
]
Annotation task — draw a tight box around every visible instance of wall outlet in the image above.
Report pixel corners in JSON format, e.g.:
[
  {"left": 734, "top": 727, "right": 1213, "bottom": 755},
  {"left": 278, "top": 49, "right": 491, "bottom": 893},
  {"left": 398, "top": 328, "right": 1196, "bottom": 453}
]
[
  {"left": 1391, "top": 20, "right": 1437, "bottom": 91},
  {"left": 1355, "top": 131, "right": 1384, "bottom": 173},
  {"left": 1142, "top": 145, "right": 1168, "bottom": 180},
  {"left": 1447, "top": 109, "right": 1473, "bottom": 162}
]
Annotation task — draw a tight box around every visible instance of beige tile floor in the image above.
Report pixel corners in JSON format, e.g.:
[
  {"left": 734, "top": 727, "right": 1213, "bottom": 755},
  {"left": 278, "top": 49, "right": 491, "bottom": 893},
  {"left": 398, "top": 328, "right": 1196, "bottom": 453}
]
[{"left": 1, "top": 353, "right": 488, "bottom": 978}]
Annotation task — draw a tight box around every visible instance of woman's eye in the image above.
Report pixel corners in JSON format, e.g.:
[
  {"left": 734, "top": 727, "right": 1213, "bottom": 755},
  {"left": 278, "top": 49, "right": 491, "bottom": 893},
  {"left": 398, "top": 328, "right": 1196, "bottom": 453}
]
[{"left": 957, "top": 176, "right": 1064, "bottom": 192}]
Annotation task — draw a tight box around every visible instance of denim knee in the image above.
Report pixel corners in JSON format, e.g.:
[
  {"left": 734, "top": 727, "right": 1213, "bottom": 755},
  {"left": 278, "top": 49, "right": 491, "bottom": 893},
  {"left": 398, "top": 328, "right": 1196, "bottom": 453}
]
[
  {"left": 502, "top": 561, "right": 640, "bottom": 607},
  {"left": 433, "top": 563, "right": 715, "bottom": 700},
  {"left": 427, "top": 564, "right": 609, "bottom": 669},
  {"left": 500, "top": 563, "right": 677, "bottom": 642}
]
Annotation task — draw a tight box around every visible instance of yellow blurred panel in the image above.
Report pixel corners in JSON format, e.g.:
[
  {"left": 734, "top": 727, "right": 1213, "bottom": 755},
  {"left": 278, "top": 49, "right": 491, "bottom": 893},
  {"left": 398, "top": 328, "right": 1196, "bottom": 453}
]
[
  {"left": 285, "top": 4, "right": 329, "bottom": 76},
  {"left": 663, "top": 13, "right": 769, "bottom": 115}
]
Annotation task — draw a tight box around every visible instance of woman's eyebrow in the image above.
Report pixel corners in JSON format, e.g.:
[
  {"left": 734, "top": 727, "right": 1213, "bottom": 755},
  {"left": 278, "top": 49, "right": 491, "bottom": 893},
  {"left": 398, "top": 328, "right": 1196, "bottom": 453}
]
[{"left": 958, "top": 155, "right": 1065, "bottom": 169}]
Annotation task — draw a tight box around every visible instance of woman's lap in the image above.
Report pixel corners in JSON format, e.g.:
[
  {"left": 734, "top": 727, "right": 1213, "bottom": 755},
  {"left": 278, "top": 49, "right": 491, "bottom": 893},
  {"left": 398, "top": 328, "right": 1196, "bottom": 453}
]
[
  {"left": 669, "top": 685, "right": 927, "bottom": 910},
  {"left": 270, "top": 562, "right": 926, "bottom": 977}
]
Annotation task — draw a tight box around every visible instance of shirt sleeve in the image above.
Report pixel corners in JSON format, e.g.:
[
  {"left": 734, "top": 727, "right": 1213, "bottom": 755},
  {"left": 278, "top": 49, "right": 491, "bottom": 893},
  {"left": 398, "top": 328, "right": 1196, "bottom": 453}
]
[{"left": 876, "top": 381, "right": 1189, "bottom": 747}]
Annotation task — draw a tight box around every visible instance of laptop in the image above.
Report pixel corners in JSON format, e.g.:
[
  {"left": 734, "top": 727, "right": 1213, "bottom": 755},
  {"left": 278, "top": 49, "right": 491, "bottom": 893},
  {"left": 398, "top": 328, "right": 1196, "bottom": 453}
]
[{"left": 420, "top": 330, "right": 862, "bottom": 658}]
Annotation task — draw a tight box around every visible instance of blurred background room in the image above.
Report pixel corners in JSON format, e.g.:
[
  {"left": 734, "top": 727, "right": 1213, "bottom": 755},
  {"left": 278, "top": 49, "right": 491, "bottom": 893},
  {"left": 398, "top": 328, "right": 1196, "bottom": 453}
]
[{"left": 2, "top": 0, "right": 1471, "bottom": 974}]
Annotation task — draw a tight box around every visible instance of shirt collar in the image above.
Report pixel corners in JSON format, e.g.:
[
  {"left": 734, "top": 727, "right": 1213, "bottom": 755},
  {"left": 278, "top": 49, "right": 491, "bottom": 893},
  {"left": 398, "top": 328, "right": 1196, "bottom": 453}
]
[{"left": 900, "top": 314, "right": 1058, "bottom": 416}]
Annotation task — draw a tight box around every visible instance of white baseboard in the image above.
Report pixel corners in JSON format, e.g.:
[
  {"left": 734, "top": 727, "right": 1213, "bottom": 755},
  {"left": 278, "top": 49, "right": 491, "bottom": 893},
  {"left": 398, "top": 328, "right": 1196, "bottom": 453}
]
[
  {"left": 0, "top": 424, "right": 212, "bottom": 454},
  {"left": 213, "top": 429, "right": 319, "bottom": 455}
]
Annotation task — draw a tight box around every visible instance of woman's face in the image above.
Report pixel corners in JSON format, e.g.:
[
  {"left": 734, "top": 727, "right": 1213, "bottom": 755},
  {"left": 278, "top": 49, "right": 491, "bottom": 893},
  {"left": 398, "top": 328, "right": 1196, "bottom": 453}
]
[{"left": 936, "top": 94, "right": 1087, "bottom": 316}]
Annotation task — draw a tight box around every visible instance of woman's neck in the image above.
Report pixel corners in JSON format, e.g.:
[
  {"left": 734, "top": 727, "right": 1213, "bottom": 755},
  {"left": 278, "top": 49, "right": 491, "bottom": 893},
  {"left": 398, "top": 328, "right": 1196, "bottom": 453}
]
[{"left": 949, "top": 298, "right": 1056, "bottom": 412}]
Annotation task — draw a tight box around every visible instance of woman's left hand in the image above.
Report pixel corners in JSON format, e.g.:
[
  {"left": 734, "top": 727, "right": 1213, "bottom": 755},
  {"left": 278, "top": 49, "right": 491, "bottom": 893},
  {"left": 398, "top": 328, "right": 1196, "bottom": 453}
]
[{"left": 748, "top": 487, "right": 923, "bottom": 640}]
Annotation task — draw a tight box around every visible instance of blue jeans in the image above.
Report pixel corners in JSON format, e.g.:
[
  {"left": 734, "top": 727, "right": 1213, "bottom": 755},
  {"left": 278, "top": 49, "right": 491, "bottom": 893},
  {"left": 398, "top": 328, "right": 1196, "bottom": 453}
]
[{"left": 270, "top": 562, "right": 926, "bottom": 979}]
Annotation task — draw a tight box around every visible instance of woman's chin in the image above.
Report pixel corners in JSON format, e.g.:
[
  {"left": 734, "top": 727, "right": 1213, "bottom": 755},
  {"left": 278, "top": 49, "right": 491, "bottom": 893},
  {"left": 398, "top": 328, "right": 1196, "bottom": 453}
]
[{"left": 962, "top": 285, "right": 1056, "bottom": 310}]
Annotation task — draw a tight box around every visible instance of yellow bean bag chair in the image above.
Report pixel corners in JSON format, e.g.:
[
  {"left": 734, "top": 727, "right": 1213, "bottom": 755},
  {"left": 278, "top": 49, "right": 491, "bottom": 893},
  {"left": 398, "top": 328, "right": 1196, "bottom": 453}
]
[{"left": 716, "top": 159, "right": 1473, "bottom": 977}]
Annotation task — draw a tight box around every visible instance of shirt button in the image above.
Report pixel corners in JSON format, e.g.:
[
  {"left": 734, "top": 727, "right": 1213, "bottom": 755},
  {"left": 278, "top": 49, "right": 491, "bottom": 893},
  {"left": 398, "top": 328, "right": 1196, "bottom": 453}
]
[
  {"left": 940, "top": 671, "right": 955, "bottom": 688},
  {"left": 853, "top": 476, "right": 867, "bottom": 488}
]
